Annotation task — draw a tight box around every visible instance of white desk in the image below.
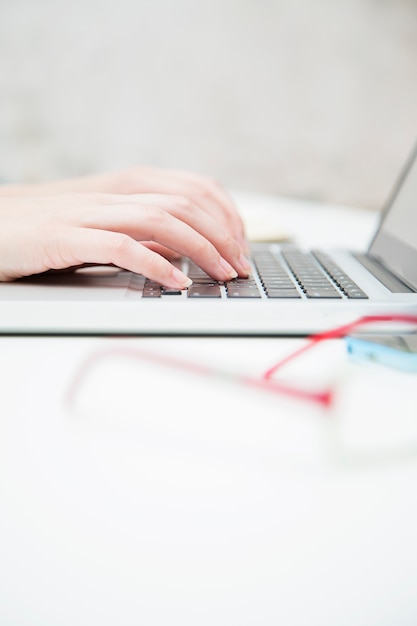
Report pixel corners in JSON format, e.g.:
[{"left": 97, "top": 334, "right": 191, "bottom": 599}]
[{"left": 1, "top": 196, "right": 416, "bottom": 626}]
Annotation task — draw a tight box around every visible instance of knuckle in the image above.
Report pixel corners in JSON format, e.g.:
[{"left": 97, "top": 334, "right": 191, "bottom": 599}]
[
  {"left": 192, "top": 182, "right": 213, "bottom": 201},
  {"left": 194, "top": 236, "right": 213, "bottom": 259},
  {"left": 142, "top": 204, "right": 164, "bottom": 222},
  {"left": 219, "top": 230, "right": 236, "bottom": 251},
  {"left": 109, "top": 233, "right": 133, "bottom": 260},
  {"left": 173, "top": 195, "right": 194, "bottom": 213},
  {"left": 141, "top": 205, "right": 167, "bottom": 240}
]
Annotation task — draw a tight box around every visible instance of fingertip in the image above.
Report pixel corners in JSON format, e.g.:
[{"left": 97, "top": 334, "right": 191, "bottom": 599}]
[
  {"left": 238, "top": 253, "right": 252, "bottom": 275},
  {"left": 219, "top": 257, "right": 238, "bottom": 280},
  {"left": 171, "top": 267, "right": 193, "bottom": 289}
]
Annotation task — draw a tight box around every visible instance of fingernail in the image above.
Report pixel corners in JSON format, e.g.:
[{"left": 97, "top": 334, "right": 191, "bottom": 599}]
[
  {"left": 171, "top": 267, "right": 193, "bottom": 289},
  {"left": 220, "top": 257, "right": 238, "bottom": 279}
]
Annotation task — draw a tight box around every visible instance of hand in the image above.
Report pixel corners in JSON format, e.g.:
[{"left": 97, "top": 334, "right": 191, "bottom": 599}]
[
  {"left": 2, "top": 166, "right": 249, "bottom": 254},
  {"left": 0, "top": 192, "right": 252, "bottom": 287}
]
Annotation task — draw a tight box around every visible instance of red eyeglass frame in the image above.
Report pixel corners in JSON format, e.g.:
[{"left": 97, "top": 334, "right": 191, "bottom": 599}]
[{"left": 65, "top": 314, "right": 417, "bottom": 410}]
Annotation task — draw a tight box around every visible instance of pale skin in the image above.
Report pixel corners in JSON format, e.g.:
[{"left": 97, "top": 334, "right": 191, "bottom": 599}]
[{"left": 0, "top": 166, "right": 251, "bottom": 287}]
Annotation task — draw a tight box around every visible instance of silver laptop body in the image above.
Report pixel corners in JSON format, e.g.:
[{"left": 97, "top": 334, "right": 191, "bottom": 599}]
[{"left": 1, "top": 145, "right": 417, "bottom": 336}]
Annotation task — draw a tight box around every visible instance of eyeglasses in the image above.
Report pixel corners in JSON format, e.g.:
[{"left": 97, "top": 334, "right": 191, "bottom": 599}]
[
  {"left": 66, "top": 313, "right": 417, "bottom": 409},
  {"left": 64, "top": 313, "right": 417, "bottom": 468},
  {"left": 261, "top": 313, "right": 417, "bottom": 400}
]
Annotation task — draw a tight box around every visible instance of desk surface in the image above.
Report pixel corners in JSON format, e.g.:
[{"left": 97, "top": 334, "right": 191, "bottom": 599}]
[{"left": 1, "top": 196, "right": 416, "bottom": 626}]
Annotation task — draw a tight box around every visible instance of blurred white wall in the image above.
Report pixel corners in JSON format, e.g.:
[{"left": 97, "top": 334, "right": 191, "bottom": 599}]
[{"left": 1, "top": 0, "right": 417, "bottom": 208}]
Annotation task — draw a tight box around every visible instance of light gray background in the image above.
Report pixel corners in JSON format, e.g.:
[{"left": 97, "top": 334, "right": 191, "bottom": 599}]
[{"left": 1, "top": 0, "right": 417, "bottom": 209}]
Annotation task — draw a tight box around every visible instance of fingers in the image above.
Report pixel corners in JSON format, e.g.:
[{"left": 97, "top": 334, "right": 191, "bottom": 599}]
[
  {"left": 141, "top": 242, "right": 181, "bottom": 260},
  {"left": 0, "top": 187, "right": 251, "bottom": 286},
  {"left": 127, "top": 167, "right": 249, "bottom": 252},
  {"left": 84, "top": 195, "right": 251, "bottom": 278},
  {"left": 77, "top": 202, "right": 247, "bottom": 282},
  {"left": 181, "top": 172, "right": 248, "bottom": 248},
  {"left": 58, "top": 227, "right": 193, "bottom": 289},
  {"left": 18, "top": 166, "right": 250, "bottom": 253}
]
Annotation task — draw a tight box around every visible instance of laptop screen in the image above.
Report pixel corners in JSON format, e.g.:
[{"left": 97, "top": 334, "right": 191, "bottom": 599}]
[{"left": 369, "top": 143, "right": 417, "bottom": 290}]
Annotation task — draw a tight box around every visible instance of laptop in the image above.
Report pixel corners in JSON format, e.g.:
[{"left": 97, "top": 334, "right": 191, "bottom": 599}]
[{"left": 1, "top": 144, "right": 417, "bottom": 336}]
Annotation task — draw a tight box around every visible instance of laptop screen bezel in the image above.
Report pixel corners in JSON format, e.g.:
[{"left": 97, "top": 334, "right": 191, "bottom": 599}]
[{"left": 368, "top": 141, "right": 417, "bottom": 291}]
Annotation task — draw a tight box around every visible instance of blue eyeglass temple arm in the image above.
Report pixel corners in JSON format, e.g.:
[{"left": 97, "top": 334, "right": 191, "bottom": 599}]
[{"left": 346, "top": 334, "right": 417, "bottom": 373}]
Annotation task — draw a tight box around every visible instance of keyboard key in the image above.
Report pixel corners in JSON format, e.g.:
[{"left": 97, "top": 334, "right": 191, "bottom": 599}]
[
  {"left": 266, "top": 289, "right": 301, "bottom": 298},
  {"left": 187, "top": 284, "right": 222, "bottom": 298},
  {"left": 262, "top": 279, "right": 295, "bottom": 287},
  {"left": 140, "top": 248, "right": 369, "bottom": 302},
  {"left": 226, "top": 287, "right": 261, "bottom": 298},
  {"left": 142, "top": 287, "right": 162, "bottom": 298},
  {"left": 162, "top": 288, "right": 183, "bottom": 295},
  {"left": 343, "top": 289, "right": 368, "bottom": 299},
  {"left": 304, "top": 289, "right": 342, "bottom": 298},
  {"left": 312, "top": 250, "right": 368, "bottom": 299},
  {"left": 228, "top": 279, "right": 258, "bottom": 287}
]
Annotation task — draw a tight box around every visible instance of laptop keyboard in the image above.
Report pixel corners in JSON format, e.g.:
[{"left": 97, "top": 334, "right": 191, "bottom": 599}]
[{"left": 141, "top": 248, "right": 368, "bottom": 300}]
